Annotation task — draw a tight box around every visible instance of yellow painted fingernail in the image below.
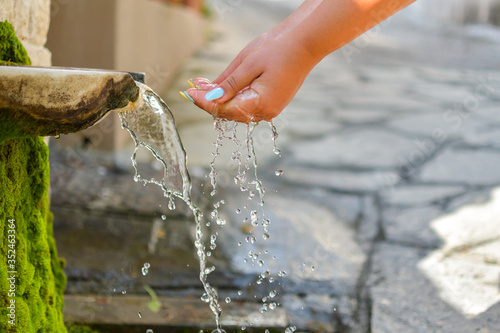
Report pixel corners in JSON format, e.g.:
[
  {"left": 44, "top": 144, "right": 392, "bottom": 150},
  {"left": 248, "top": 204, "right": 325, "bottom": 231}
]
[
  {"left": 187, "top": 79, "right": 196, "bottom": 88},
  {"left": 179, "top": 91, "right": 195, "bottom": 103}
]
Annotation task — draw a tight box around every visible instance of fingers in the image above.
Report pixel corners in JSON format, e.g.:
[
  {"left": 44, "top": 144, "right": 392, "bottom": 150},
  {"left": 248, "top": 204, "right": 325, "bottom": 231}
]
[
  {"left": 184, "top": 87, "right": 267, "bottom": 123},
  {"left": 206, "top": 60, "right": 262, "bottom": 104}
]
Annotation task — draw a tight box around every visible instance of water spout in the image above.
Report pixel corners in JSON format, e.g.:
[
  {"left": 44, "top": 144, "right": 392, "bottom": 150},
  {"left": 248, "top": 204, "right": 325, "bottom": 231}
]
[{"left": 0, "top": 65, "right": 143, "bottom": 141}]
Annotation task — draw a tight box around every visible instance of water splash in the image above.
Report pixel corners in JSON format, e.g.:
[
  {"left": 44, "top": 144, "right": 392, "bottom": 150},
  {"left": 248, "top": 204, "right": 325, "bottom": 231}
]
[{"left": 118, "top": 83, "right": 224, "bottom": 332}]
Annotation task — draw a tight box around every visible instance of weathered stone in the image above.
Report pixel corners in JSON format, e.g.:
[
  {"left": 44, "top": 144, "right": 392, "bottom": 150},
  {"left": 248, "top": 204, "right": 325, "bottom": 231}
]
[
  {"left": 463, "top": 126, "right": 500, "bottom": 148},
  {"left": 387, "top": 112, "right": 481, "bottom": 139},
  {"left": 382, "top": 206, "right": 444, "bottom": 247},
  {"left": 217, "top": 191, "right": 366, "bottom": 295},
  {"left": 281, "top": 118, "right": 341, "bottom": 139},
  {"left": 291, "top": 128, "right": 418, "bottom": 169},
  {"left": 369, "top": 243, "right": 500, "bottom": 333},
  {"left": 380, "top": 185, "right": 465, "bottom": 206},
  {"left": 278, "top": 165, "right": 397, "bottom": 192},
  {"left": 357, "top": 195, "right": 380, "bottom": 246},
  {"left": 419, "top": 149, "right": 500, "bottom": 185},
  {"left": 64, "top": 294, "right": 288, "bottom": 329}
]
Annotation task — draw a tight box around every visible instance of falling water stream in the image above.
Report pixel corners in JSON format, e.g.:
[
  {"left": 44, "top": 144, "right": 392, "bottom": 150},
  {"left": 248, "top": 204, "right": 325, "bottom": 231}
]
[{"left": 116, "top": 83, "right": 284, "bottom": 332}]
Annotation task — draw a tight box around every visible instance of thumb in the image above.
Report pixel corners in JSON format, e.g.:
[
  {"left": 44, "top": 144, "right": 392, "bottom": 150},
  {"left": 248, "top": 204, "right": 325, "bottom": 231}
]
[{"left": 205, "top": 61, "right": 262, "bottom": 104}]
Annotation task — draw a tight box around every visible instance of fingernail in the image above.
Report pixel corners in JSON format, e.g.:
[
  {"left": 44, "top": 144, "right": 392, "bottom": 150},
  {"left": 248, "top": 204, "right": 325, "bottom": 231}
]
[
  {"left": 205, "top": 87, "right": 224, "bottom": 101},
  {"left": 187, "top": 79, "right": 196, "bottom": 88},
  {"left": 179, "top": 91, "right": 195, "bottom": 103}
]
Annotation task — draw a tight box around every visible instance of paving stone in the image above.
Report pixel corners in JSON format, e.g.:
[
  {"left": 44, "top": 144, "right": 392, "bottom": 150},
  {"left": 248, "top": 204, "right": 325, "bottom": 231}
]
[
  {"left": 338, "top": 94, "right": 432, "bottom": 112},
  {"left": 331, "top": 109, "right": 392, "bottom": 124},
  {"left": 280, "top": 118, "right": 341, "bottom": 139},
  {"left": 281, "top": 294, "right": 356, "bottom": 333},
  {"left": 217, "top": 190, "right": 366, "bottom": 295},
  {"left": 291, "top": 128, "right": 418, "bottom": 169},
  {"left": 463, "top": 126, "right": 500, "bottom": 148},
  {"left": 278, "top": 165, "right": 397, "bottom": 192},
  {"left": 382, "top": 206, "right": 444, "bottom": 247},
  {"left": 369, "top": 243, "right": 500, "bottom": 333},
  {"left": 387, "top": 112, "right": 483, "bottom": 139},
  {"left": 357, "top": 195, "right": 380, "bottom": 246},
  {"left": 408, "top": 81, "right": 476, "bottom": 103},
  {"left": 473, "top": 104, "right": 500, "bottom": 123},
  {"left": 262, "top": 184, "right": 363, "bottom": 227},
  {"left": 380, "top": 185, "right": 465, "bottom": 206},
  {"left": 419, "top": 149, "right": 500, "bottom": 185}
]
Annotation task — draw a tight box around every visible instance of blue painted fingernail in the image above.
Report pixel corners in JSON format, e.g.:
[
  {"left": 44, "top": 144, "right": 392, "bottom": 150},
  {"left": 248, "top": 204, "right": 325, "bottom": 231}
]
[
  {"left": 205, "top": 87, "right": 224, "bottom": 101},
  {"left": 179, "top": 91, "right": 195, "bottom": 103}
]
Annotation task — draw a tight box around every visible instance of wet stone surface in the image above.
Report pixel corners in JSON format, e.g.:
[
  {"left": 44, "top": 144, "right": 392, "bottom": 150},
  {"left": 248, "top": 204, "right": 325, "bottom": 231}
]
[{"left": 51, "top": 0, "right": 500, "bottom": 332}]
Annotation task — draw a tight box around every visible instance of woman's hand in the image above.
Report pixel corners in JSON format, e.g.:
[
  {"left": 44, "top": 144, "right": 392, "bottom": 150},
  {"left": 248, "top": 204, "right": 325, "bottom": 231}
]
[{"left": 183, "top": 30, "right": 319, "bottom": 123}]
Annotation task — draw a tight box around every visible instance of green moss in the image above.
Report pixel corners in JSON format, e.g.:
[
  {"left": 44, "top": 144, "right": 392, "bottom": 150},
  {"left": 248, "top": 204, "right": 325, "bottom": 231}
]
[
  {"left": 65, "top": 323, "right": 101, "bottom": 333},
  {"left": 0, "top": 21, "right": 67, "bottom": 333},
  {"left": 0, "top": 20, "right": 31, "bottom": 65},
  {"left": 0, "top": 138, "right": 67, "bottom": 333}
]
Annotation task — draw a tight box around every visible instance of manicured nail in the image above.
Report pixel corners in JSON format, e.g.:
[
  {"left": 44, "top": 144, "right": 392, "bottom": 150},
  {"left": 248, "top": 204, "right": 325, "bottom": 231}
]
[
  {"left": 205, "top": 87, "right": 224, "bottom": 101},
  {"left": 179, "top": 91, "right": 194, "bottom": 103},
  {"left": 187, "top": 79, "right": 196, "bottom": 88}
]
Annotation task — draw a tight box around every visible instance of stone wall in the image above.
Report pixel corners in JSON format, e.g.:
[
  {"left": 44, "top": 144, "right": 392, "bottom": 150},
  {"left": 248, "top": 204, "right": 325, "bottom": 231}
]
[{"left": 0, "top": 0, "right": 52, "bottom": 66}]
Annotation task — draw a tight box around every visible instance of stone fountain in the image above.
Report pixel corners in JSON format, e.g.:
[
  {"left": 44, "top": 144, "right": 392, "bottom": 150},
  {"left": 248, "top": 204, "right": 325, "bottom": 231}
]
[{"left": 0, "top": 58, "right": 144, "bottom": 332}]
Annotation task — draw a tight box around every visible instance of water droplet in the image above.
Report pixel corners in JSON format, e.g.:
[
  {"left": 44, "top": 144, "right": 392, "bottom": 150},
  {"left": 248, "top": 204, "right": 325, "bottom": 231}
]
[
  {"left": 263, "top": 233, "right": 270, "bottom": 240},
  {"left": 142, "top": 267, "right": 149, "bottom": 276},
  {"left": 269, "top": 290, "right": 277, "bottom": 298},
  {"left": 161, "top": 214, "right": 166, "bottom": 220},
  {"left": 204, "top": 266, "right": 215, "bottom": 275},
  {"left": 262, "top": 218, "right": 270, "bottom": 226},
  {"left": 275, "top": 169, "right": 283, "bottom": 176},
  {"left": 138, "top": 312, "right": 142, "bottom": 318},
  {"left": 236, "top": 208, "right": 241, "bottom": 214},
  {"left": 54, "top": 134, "right": 61, "bottom": 139},
  {"left": 146, "top": 330, "right": 154, "bottom": 333},
  {"left": 260, "top": 304, "right": 268, "bottom": 313},
  {"left": 311, "top": 265, "right": 315, "bottom": 271},
  {"left": 225, "top": 297, "right": 231, "bottom": 303},
  {"left": 237, "top": 291, "right": 242, "bottom": 296},
  {"left": 269, "top": 302, "right": 277, "bottom": 310},
  {"left": 122, "top": 290, "right": 127, "bottom": 294},
  {"left": 257, "top": 259, "right": 264, "bottom": 266},
  {"left": 237, "top": 241, "right": 242, "bottom": 246},
  {"left": 278, "top": 270, "right": 287, "bottom": 277},
  {"left": 269, "top": 277, "right": 274, "bottom": 283},
  {"left": 241, "top": 326, "right": 246, "bottom": 331},
  {"left": 201, "top": 293, "right": 210, "bottom": 303},
  {"left": 273, "top": 148, "right": 281, "bottom": 156},
  {"left": 168, "top": 197, "right": 176, "bottom": 210},
  {"left": 144, "top": 262, "right": 150, "bottom": 269}
]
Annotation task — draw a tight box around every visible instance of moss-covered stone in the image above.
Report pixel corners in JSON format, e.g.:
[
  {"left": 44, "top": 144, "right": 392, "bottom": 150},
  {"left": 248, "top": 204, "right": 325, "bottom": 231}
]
[
  {"left": 0, "top": 21, "right": 31, "bottom": 66},
  {"left": 0, "top": 21, "right": 67, "bottom": 333}
]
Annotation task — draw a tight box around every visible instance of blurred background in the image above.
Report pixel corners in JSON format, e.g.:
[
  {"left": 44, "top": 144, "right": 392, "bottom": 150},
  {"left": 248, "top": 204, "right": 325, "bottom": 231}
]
[{"left": 3, "top": 0, "right": 499, "bottom": 332}]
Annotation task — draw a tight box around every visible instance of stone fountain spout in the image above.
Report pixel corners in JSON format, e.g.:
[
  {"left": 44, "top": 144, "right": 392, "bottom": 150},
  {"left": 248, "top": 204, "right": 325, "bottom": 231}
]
[{"left": 0, "top": 65, "right": 144, "bottom": 141}]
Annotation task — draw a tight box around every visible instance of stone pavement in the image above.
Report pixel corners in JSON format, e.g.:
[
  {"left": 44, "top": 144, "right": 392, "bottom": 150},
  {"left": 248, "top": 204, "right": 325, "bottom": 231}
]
[
  {"left": 50, "top": 0, "right": 500, "bottom": 332},
  {"left": 162, "top": 0, "right": 500, "bottom": 332}
]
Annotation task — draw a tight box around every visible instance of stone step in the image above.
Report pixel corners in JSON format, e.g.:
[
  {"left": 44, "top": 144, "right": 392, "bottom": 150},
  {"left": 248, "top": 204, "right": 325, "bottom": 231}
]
[{"left": 64, "top": 294, "right": 287, "bottom": 332}]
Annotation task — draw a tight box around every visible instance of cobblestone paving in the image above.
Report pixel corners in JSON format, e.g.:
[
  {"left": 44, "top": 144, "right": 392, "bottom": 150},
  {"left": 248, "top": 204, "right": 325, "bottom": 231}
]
[{"left": 162, "top": 1, "right": 500, "bottom": 331}]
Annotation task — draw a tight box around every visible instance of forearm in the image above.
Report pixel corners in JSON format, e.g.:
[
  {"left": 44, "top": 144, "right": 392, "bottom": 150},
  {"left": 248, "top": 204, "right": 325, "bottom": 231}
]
[
  {"left": 292, "top": 0, "right": 417, "bottom": 62},
  {"left": 269, "top": 0, "right": 323, "bottom": 36}
]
